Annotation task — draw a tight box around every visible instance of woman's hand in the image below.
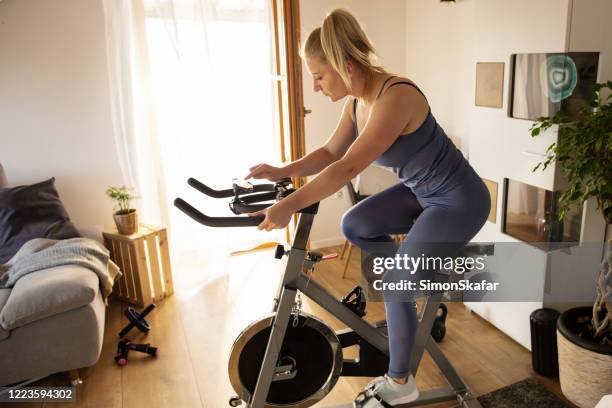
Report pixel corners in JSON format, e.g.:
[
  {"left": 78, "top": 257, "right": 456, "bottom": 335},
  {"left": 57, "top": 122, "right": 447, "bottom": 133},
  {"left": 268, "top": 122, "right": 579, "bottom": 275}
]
[
  {"left": 245, "top": 163, "right": 284, "bottom": 181},
  {"left": 249, "top": 201, "right": 294, "bottom": 231}
]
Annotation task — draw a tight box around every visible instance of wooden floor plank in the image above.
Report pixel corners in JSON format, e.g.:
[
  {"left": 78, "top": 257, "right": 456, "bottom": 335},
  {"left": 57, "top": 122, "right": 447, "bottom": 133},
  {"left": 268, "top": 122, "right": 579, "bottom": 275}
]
[{"left": 120, "top": 298, "right": 202, "bottom": 408}]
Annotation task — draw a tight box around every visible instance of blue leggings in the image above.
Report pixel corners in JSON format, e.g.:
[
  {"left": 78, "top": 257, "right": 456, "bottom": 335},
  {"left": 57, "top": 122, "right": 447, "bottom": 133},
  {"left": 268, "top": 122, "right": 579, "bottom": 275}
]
[{"left": 341, "top": 177, "right": 490, "bottom": 378}]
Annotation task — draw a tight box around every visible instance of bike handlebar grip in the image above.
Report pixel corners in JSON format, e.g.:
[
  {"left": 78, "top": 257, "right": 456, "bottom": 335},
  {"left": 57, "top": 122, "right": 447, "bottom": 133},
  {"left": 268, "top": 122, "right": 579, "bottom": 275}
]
[
  {"left": 188, "top": 178, "right": 234, "bottom": 198},
  {"left": 174, "top": 198, "right": 264, "bottom": 227}
]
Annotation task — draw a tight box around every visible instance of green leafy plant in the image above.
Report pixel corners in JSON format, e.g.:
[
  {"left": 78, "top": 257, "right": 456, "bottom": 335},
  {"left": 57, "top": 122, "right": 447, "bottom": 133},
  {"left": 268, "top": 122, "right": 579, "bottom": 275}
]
[
  {"left": 530, "top": 81, "right": 612, "bottom": 346},
  {"left": 106, "top": 186, "right": 137, "bottom": 215},
  {"left": 529, "top": 81, "right": 612, "bottom": 223}
]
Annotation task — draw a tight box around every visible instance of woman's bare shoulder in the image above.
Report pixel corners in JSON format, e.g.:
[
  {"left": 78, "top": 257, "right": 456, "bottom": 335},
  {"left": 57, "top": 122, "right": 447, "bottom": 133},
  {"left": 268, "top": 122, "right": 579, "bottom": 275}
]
[{"left": 385, "top": 75, "right": 420, "bottom": 90}]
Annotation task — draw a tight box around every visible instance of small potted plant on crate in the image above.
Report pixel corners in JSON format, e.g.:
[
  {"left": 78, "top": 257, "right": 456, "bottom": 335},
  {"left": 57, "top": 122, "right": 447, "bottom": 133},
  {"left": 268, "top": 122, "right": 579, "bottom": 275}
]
[
  {"left": 106, "top": 186, "right": 139, "bottom": 235},
  {"left": 530, "top": 81, "right": 611, "bottom": 408}
]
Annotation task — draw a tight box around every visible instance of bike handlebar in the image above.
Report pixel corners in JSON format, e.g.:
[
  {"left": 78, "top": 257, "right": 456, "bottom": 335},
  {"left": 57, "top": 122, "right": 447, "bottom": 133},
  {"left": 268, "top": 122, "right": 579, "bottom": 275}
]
[
  {"left": 175, "top": 177, "right": 316, "bottom": 228},
  {"left": 174, "top": 198, "right": 264, "bottom": 227}
]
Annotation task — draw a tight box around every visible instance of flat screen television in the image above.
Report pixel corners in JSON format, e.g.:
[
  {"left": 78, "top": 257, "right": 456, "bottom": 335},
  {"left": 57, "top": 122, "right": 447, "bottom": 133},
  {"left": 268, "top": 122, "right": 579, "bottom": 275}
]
[{"left": 502, "top": 179, "right": 582, "bottom": 248}]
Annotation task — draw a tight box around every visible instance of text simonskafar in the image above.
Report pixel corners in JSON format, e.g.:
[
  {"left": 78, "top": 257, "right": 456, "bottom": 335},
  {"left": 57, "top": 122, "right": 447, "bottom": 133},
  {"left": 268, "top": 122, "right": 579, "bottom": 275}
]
[{"left": 373, "top": 279, "right": 500, "bottom": 292}]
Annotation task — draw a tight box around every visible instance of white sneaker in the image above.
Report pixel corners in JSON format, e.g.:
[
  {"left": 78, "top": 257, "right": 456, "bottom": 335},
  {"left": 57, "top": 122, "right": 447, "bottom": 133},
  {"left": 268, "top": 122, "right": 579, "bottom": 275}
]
[{"left": 354, "top": 374, "right": 420, "bottom": 407}]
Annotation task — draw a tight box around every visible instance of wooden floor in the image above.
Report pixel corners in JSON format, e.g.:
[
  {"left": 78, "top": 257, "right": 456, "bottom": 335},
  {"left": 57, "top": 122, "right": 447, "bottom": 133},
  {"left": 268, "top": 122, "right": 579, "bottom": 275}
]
[{"left": 2, "top": 245, "right": 577, "bottom": 408}]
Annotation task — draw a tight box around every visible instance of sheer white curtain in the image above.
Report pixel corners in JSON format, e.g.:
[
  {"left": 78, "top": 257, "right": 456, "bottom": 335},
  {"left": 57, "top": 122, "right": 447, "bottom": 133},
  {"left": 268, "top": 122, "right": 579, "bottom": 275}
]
[
  {"left": 102, "top": 0, "right": 167, "bottom": 228},
  {"left": 102, "top": 0, "right": 284, "bottom": 290}
]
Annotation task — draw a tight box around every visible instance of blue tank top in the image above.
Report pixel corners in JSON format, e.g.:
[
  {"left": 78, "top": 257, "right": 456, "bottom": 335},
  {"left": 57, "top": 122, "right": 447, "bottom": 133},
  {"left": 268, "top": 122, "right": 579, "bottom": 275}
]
[{"left": 354, "top": 78, "right": 471, "bottom": 198}]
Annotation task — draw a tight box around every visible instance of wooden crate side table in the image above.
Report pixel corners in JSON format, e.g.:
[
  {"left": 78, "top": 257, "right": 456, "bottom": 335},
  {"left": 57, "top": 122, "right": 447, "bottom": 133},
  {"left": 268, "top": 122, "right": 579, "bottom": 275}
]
[{"left": 103, "top": 225, "right": 174, "bottom": 306}]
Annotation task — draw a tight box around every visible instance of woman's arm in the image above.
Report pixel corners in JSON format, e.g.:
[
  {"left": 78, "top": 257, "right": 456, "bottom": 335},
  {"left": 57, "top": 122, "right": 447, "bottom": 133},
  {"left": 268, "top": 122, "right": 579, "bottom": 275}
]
[
  {"left": 282, "top": 147, "right": 337, "bottom": 177},
  {"left": 281, "top": 97, "right": 358, "bottom": 177}
]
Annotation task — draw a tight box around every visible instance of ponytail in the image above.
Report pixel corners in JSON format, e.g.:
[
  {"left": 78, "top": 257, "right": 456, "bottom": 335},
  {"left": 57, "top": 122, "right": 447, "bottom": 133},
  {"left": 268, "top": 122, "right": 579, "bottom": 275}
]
[{"left": 301, "top": 9, "right": 386, "bottom": 89}]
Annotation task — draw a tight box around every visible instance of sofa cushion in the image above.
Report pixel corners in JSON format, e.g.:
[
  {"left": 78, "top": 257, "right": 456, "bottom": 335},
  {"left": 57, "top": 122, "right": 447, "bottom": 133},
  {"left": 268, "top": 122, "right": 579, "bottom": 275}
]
[
  {"left": 0, "top": 178, "right": 81, "bottom": 264},
  {"left": 0, "top": 265, "right": 98, "bottom": 331},
  {"left": 0, "top": 163, "right": 7, "bottom": 188},
  {"left": 0, "top": 289, "right": 10, "bottom": 340}
]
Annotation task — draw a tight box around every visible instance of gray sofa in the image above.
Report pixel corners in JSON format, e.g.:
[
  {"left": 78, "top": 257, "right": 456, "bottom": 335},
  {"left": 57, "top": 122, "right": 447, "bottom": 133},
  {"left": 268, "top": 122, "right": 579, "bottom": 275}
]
[{"left": 0, "top": 163, "right": 105, "bottom": 386}]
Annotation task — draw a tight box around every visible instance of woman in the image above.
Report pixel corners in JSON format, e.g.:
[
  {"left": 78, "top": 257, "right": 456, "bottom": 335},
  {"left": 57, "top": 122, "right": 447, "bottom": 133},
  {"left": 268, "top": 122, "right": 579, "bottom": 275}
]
[{"left": 246, "top": 9, "right": 490, "bottom": 407}]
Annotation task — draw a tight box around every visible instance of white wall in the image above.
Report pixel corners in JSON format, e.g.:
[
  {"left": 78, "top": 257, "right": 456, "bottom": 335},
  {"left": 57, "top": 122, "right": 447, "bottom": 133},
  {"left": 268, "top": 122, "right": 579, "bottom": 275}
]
[
  {"left": 300, "top": 0, "right": 407, "bottom": 248},
  {"left": 0, "top": 0, "right": 122, "bottom": 239},
  {"left": 403, "top": 0, "right": 476, "bottom": 154},
  {"left": 569, "top": 0, "right": 612, "bottom": 84}
]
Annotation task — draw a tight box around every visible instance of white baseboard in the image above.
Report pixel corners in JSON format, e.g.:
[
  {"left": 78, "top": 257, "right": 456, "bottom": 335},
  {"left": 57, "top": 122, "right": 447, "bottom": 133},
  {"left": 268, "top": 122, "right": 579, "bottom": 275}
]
[{"left": 310, "top": 236, "right": 346, "bottom": 249}]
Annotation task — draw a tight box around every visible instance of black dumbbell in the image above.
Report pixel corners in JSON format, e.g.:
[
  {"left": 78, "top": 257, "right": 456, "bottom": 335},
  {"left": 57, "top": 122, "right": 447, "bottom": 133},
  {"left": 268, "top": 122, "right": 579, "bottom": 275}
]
[
  {"left": 114, "top": 339, "right": 158, "bottom": 366},
  {"left": 431, "top": 303, "right": 448, "bottom": 342},
  {"left": 118, "top": 303, "right": 156, "bottom": 338}
]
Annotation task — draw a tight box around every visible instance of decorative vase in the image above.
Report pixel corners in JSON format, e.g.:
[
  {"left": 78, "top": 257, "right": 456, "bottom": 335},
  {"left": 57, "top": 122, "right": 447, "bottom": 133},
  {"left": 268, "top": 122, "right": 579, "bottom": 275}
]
[
  {"left": 557, "top": 306, "right": 612, "bottom": 407},
  {"left": 113, "top": 209, "right": 138, "bottom": 235}
]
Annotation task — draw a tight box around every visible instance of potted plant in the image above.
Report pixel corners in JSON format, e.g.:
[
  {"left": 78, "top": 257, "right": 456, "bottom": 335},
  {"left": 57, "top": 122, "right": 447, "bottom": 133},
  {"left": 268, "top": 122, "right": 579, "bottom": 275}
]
[
  {"left": 106, "top": 186, "right": 139, "bottom": 235},
  {"left": 530, "top": 81, "right": 612, "bottom": 407}
]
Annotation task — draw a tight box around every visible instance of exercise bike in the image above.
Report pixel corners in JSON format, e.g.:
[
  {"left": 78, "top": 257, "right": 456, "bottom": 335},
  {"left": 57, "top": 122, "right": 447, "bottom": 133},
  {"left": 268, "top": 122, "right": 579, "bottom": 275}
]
[{"left": 175, "top": 177, "right": 491, "bottom": 408}]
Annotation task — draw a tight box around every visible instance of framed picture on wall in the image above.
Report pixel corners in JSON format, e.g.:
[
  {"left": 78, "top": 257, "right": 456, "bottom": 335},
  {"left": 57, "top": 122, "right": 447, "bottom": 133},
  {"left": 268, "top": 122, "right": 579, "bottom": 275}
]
[
  {"left": 475, "top": 62, "right": 504, "bottom": 108},
  {"left": 508, "top": 52, "right": 599, "bottom": 121}
]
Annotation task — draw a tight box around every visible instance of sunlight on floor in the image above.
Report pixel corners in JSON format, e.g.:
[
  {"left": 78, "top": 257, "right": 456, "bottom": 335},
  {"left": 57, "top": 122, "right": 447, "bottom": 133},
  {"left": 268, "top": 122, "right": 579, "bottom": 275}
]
[{"left": 173, "top": 245, "right": 283, "bottom": 307}]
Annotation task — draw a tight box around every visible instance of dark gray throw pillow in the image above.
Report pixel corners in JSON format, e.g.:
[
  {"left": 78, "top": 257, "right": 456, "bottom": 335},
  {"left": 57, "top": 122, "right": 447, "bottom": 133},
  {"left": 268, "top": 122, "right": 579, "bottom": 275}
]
[{"left": 0, "top": 178, "right": 81, "bottom": 264}]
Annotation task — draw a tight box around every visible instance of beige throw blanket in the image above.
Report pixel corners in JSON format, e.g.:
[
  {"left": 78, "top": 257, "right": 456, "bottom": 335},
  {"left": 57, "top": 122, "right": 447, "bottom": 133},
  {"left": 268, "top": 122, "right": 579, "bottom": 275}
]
[{"left": 0, "top": 238, "right": 121, "bottom": 303}]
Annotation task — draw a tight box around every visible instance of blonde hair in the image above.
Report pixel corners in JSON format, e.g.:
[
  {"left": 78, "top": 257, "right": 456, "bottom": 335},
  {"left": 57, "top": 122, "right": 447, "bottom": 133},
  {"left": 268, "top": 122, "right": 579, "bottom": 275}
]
[{"left": 300, "top": 9, "right": 386, "bottom": 90}]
